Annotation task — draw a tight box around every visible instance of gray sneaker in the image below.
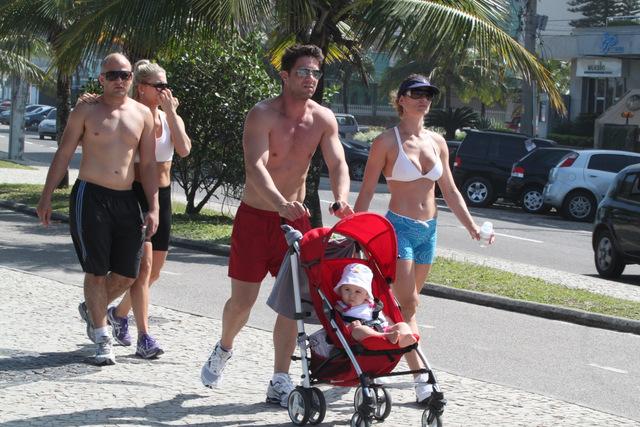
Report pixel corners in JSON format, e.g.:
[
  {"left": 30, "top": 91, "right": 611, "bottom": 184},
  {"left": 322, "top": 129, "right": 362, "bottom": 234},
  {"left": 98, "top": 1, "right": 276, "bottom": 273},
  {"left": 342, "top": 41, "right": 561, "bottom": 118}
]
[
  {"left": 200, "top": 341, "right": 232, "bottom": 388},
  {"left": 78, "top": 302, "right": 95, "bottom": 343},
  {"left": 266, "top": 373, "right": 295, "bottom": 408},
  {"left": 94, "top": 335, "right": 115, "bottom": 366}
]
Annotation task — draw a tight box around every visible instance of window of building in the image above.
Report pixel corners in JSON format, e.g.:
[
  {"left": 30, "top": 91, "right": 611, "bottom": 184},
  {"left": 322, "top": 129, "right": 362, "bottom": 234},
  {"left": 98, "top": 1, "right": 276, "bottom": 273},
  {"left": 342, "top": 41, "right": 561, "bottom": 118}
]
[{"left": 584, "top": 77, "right": 626, "bottom": 114}]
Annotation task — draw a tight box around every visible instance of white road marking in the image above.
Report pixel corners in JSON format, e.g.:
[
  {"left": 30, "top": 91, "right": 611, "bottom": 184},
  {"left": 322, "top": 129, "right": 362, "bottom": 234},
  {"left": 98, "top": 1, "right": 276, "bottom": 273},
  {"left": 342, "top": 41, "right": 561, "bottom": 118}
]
[
  {"left": 161, "top": 270, "right": 180, "bottom": 276},
  {"left": 320, "top": 199, "right": 334, "bottom": 204},
  {"left": 588, "top": 363, "right": 628, "bottom": 374},
  {"left": 418, "top": 324, "right": 435, "bottom": 329},
  {"left": 457, "top": 226, "right": 544, "bottom": 243}
]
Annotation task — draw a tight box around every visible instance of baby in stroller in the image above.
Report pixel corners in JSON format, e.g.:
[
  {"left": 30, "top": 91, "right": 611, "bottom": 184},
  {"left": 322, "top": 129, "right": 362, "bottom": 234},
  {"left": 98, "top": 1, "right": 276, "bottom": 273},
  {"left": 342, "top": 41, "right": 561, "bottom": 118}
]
[{"left": 334, "top": 263, "right": 416, "bottom": 348}]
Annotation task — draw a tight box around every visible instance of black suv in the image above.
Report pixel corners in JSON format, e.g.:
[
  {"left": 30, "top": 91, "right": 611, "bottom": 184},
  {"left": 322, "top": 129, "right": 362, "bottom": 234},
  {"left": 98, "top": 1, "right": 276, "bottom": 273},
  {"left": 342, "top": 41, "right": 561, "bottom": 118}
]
[
  {"left": 592, "top": 164, "right": 640, "bottom": 278},
  {"left": 506, "top": 147, "right": 577, "bottom": 214},
  {"left": 452, "top": 129, "right": 556, "bottom": 207},
  {"left": 321, "top": 138, "right": 370, "bottom": 181}
]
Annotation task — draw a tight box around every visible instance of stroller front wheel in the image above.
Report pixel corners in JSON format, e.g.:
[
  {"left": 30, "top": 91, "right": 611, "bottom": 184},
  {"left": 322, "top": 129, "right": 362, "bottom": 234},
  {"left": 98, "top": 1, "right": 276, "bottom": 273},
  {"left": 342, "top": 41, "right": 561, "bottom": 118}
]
[
  {"left": 422, "top": 408, "right": 443, "bottom": 427},
  {"left": 308, "top": 387, "right": 326, "bottom": 425},
  {"left": 353, "top": 385, "right": 392, "bottom": 421},
  {"left": 288, "top": 388, "right": 311, "bottom": 425}
]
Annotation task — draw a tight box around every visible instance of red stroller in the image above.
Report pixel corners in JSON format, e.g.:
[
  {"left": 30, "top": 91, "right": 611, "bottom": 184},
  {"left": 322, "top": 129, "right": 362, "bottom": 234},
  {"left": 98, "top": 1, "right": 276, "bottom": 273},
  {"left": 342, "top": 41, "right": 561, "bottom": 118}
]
[{"left": 281, "top": 212, "right": 446, "bottom": 427}]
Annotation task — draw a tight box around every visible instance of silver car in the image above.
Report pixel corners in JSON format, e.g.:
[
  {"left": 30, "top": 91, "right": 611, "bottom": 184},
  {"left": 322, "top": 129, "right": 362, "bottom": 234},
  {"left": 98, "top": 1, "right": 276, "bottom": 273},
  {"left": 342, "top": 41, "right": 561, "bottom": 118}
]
[
  {"left": 543, "top": 149, "right": 640, "bottom": 221},
  {"left": 38, "top": 108, "right": 57, "bottom": 139}
]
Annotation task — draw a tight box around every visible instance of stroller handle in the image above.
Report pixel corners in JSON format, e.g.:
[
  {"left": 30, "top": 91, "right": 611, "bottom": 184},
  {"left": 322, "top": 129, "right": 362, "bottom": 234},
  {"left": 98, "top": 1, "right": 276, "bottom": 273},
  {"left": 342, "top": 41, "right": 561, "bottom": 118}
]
[{"left": 280, "top": 224, "right": 303, "bottom": 247}]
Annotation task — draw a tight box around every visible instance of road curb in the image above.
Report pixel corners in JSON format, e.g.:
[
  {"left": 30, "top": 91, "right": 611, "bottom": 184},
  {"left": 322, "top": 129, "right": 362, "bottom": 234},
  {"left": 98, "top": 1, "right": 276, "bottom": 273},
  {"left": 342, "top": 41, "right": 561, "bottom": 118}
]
[{"left": 2, "top": 199, "right": 639, "bottom": 336}]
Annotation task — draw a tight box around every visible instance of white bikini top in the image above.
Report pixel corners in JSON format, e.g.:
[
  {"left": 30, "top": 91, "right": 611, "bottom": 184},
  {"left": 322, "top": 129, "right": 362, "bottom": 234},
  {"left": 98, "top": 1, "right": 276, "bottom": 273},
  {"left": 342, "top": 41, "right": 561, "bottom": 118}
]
[
  {"left": 135, "top": 110, "right": 173, "bottom": 163},
  {"left": 386, "top": 127, "right": 443, "bottom": 182}
]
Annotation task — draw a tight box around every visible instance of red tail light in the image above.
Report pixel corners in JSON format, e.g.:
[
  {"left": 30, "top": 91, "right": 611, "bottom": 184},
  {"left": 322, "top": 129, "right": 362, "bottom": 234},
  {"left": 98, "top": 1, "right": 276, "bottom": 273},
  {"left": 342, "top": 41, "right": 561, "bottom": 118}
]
[
  {"left": 559, "top": 153, "right": 578, "bottom": 167},
  {"left": 454, "top": 156, "right": 461, "bottom": 168},
  {"left": 511, "top": 166, "right": 525, "bottom": 178}
]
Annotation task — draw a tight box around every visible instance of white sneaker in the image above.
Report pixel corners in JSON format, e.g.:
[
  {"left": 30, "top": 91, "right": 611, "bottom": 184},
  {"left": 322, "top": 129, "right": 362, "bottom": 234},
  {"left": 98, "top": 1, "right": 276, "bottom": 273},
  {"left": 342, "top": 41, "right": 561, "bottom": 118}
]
[
  {"left": 266, "top": 373, "right": 295, "bottom": 408},
  {"left": 415, "top": 373, "right": 433, "bottom": 404},
  {"left": 201, "top": 341, "right": 232, "bottom": 388},
  {"left": 94, "top": 335, "right": 115, "bottom": 366}
]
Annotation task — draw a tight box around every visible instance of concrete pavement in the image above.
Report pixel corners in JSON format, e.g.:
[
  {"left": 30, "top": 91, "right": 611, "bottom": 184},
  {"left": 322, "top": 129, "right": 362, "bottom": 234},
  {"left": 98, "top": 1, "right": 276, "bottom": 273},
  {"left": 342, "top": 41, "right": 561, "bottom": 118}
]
[{"left": 2, "top": 266, "right": 639, "bottom": 426}]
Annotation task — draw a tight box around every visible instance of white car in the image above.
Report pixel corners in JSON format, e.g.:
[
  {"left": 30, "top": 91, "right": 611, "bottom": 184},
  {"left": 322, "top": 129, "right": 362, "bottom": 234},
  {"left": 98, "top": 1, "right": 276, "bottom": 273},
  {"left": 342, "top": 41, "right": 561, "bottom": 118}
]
[
  {"left": 38, "top": 108, "right": 57, "bottom": 139},
  {"left": 543, "top": 149, "right": 640, "bottom": 221}
]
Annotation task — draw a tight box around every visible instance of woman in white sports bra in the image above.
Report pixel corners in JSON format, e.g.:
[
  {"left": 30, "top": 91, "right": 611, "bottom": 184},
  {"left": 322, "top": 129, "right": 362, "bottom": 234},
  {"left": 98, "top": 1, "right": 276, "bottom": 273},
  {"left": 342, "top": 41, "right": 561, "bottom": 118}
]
[
  {"left": 354, "top": 74, "right": 493, "bottom": 403},
  {"left": 107, "top": 60, "right": 191, "bottom": 359}
]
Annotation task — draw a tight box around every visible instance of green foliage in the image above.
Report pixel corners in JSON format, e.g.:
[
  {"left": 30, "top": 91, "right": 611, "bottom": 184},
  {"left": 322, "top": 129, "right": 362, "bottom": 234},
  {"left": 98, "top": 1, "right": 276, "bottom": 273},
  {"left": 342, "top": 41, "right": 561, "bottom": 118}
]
[
  {"left": 353, "top": 127, "right": 385, "bottom": 143},
  {"left": 425, "top": 107, "right": 480, "bottom": 139},
  {"left": 547, "top": 133, "right": 594, "bottom": 148},
  {"left": 160, "top": 33, "right": 279, "bottom": 215},
  {"left": 568, "top": 0, "right": 639, "bottom": 27}
]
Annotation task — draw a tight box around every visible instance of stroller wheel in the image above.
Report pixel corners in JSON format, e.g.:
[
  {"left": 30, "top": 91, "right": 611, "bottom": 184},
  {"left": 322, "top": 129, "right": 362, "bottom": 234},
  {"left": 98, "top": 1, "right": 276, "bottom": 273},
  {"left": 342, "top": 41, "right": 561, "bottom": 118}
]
[
  {"left": 287, "top": 387, "right": 311, "bottom": 425},
  {"left": 308, "top": 387, "right": 326, "bottom": 425},
  {"left": 353, "top": 386, "right": 392, "bottom": 421},
  {"left": 350, "top": 412, "right": 372, "bottom": 427},
  {"left": 422, "top": 408, "right": 443, "bottom": 427}
]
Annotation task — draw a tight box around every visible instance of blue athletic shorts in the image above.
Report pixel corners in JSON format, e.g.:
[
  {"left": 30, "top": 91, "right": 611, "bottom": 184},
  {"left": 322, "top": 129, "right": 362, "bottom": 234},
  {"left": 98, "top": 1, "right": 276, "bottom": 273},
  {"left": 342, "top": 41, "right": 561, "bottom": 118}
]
[{"left": 385, "top": 210, "right": 437, "bottom": 265}]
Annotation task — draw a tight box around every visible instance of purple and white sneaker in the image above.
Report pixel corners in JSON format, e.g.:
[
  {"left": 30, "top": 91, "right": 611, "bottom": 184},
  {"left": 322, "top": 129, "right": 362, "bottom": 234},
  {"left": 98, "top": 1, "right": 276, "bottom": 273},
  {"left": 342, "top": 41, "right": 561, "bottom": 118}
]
[
  {"left": 136, "top": 334, "right": 164, "bottom": 359},
  {"left": 107, "top": 306, "right": 132, "bottom": 346}
]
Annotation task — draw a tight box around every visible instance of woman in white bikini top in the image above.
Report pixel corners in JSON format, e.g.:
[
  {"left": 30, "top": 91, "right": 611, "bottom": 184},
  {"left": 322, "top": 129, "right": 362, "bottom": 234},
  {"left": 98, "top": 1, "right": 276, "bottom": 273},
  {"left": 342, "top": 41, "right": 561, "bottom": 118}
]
[{"left": 354, "top": 74, "right": 492, "bottom": 401}]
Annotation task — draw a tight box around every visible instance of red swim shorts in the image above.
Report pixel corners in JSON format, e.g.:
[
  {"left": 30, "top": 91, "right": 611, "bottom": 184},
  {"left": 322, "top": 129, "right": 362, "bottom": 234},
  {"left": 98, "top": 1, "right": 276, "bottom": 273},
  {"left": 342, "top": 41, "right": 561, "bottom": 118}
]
[{"left": 228, "top": 202, "right": 312, "bottom": 283}]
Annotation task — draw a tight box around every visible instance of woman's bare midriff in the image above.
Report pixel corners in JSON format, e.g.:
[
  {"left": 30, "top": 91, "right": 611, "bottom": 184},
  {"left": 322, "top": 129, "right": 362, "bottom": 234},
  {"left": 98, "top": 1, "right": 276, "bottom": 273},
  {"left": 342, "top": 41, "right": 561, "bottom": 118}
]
[
  {"left": 135, "top": 161, "right": 172, "bottom": 187},
  {"left": 386, "top": 179, "right": 438, "bottom": 221}
]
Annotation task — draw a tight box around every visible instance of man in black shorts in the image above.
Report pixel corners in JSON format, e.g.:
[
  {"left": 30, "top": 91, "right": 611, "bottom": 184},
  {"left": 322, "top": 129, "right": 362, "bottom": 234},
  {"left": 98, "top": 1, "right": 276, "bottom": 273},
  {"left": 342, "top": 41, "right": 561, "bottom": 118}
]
[{"left": 37, "top": 53, "right": 159, "bottom": 365}]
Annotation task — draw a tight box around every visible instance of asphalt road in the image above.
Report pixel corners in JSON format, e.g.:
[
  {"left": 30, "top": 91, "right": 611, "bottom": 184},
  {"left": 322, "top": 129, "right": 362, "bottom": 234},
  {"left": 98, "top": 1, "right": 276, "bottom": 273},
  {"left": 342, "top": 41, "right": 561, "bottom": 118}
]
[{"left": 1, "top": 209, "right": 639, "bottom": 422}]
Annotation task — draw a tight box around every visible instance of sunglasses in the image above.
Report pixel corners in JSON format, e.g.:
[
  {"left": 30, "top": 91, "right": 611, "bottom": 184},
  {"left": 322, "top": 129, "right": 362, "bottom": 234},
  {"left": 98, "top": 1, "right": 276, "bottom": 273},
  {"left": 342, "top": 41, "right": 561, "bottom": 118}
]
[
  {"left": 405, "top": 89, "right": 435, "bottom": 100},
  {"left": 295, "top": 68, "right": 322, "bottom": 79},
  {"left": 144, "top": 82, "right": 170, "bottom": 91},
  {"left": 103, "top": 70, "right": 133, "bottom": 81}
]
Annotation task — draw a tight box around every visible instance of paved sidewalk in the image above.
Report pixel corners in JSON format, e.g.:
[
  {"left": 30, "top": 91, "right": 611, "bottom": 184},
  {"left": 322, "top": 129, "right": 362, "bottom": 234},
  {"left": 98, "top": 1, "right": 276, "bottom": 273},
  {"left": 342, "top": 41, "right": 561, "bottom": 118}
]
[{"left": 1, "top": 267, "right": 637, "bottom": 426}]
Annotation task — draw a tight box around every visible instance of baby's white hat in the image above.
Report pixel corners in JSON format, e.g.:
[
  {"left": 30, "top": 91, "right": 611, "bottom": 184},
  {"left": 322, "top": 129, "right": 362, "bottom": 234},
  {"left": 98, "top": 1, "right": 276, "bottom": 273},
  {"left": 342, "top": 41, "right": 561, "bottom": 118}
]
[{"left": 334, "top": 263, "right": 374, "bottom": 300}]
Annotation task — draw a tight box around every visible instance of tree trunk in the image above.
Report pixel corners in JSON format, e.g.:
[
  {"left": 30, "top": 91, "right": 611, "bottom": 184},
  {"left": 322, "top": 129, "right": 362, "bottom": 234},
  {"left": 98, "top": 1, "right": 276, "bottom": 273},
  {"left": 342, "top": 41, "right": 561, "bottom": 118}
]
[
  {"left": 56, "top": 72, "right": 71, "bottom": 188},
  {"left": 8, "top": 75, "right": 27, "bottom": 160},
  {"left": 480, "top": 102, "right": 486, "bottom": 119}
]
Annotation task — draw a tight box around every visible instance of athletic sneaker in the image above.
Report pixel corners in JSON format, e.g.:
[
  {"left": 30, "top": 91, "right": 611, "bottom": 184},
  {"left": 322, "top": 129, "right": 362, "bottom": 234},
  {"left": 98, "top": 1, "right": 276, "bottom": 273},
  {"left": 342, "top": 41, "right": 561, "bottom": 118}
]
[
  {"left": 107, "top": 306, "right": 132, "bottom": 346},
  {"left": 78, "top": 302, "right": 95, "bottom": 343},
  {"left": 266, "top": 373, "right": 295, "bottom": 408},
  {"left": 136, "top": 334, "right": 164, "bottom": 359},
  {"left": 94, "top": 335, "right": 116, "bottom": 366},
  {"left": 415, "top": 373, "right": 433, "bottom": 404},
  {"left": 201, "top": 341, "right": 232, "bottom": 388}
]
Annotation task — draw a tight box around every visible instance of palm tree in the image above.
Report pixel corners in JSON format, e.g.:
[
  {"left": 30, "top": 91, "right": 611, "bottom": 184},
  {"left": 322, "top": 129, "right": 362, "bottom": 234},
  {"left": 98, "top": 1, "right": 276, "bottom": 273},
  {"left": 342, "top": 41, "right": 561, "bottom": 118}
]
[{"left": 56, "top": 0, "right": 566, "bottom": 225}]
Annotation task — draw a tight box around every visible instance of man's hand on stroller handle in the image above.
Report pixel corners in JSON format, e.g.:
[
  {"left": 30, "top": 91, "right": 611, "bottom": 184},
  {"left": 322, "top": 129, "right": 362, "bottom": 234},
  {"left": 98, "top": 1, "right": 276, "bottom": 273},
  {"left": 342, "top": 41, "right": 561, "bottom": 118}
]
[
  {"left": 330, "top": 200, "right": 354, "bottom": 218},
  {"left": 277, "top": 201, "right": 310, "bottom": 221}
]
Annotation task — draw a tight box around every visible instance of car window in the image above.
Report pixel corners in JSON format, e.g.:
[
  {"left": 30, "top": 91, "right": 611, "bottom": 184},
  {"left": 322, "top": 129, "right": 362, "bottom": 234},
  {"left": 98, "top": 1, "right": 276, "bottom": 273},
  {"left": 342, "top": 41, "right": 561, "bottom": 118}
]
[
  {"left": 46, "top": 109, "right": 56, "bottom": 119},
  {"left": 491, "top": 136, "right": 527, "bottom": 160},
  {"left": 617, "top": 172, "right": 640, "bottom": 203},
  {"left": 535, "top": 149, "right": 574, "bottom": 167},
  {"left": 588, "top": 154, "right": 640, "bottom": 173}
]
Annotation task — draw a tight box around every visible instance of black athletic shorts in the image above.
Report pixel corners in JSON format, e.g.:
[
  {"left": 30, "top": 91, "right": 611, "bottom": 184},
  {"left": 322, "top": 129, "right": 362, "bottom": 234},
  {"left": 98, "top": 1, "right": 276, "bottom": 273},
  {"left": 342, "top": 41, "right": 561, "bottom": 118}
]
[
  {"left": 69, "top": 180, "right": 145, "bottom": 278},
  {"left": 132, "top": 181, "right": 172, "bottom": 251}
]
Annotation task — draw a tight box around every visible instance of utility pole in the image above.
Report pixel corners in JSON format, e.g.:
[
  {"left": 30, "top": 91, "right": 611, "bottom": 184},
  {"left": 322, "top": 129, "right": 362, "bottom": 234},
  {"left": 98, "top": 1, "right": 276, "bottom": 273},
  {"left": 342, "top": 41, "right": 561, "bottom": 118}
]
[{"left": 521, "top": 0, "right": 537, "bottom": 136}]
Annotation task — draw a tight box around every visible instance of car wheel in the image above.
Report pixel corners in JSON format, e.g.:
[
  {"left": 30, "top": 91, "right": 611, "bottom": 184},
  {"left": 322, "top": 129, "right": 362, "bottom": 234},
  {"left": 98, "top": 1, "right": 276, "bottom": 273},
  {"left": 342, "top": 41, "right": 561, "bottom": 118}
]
[
  {"left": 462, "top": 177, "right": 494, "bottom": 207},
  {"left": 561, "top": 190, "right": 596, "bottom": 222},
  {"left": 594, "top": 229, "right": 626, "bottom": 278},
  {"left": 349, "top": 161, "right": 366, "bottom": 181},
  {"left": 521, "top": 186, "right": 550, "bottom": 214}
]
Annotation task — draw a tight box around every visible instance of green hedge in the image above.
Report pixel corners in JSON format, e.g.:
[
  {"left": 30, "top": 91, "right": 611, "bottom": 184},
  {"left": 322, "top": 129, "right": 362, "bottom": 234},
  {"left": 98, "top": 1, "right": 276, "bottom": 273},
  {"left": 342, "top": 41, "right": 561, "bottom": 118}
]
[{"left": 547, "top": 133, "right": 593, "bottom": 148}]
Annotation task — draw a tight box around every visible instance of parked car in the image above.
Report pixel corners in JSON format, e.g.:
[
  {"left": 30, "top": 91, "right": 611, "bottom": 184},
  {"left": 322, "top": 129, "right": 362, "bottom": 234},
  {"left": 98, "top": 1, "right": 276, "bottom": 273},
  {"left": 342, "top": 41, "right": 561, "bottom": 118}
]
[
  {"left": 592, "top": 164, "right": 640, "bottom": 278},
  {"left": 0, "top": 100, "right": 10, "bottom": 111},
  {"left": 25, "top": 105, "right": 54, "bottom": 129},
  {"left": 452, "top": 129, "right": 556, "bottom": 207},
  {"left": 321, "top": 138, "right": 372, "bottom": 181},
  {"left": 506, "top": 147, "right": 578, "bottom": 214},
  {"left": 543, "top": 149, "right": 640, "bottom": 222},
  {"left": 435, "top": 140, "right": 461, "bottom": 197},
  {"left": 38, "top": 108, "right": 57, "bottom": 139},
  {"left": 334, "top": 113, "right": 368, "bottom": 138},
  {"left": 0, "top": 104, "right": 49, "bottom": 125}
]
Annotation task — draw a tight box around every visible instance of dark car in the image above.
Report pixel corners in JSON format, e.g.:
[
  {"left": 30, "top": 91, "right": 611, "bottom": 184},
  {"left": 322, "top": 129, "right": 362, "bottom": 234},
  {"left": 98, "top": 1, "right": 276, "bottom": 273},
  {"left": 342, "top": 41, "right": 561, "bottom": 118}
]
[
  {"left": 435, "top": 140, "right": 461, "bottom": 197},
  {"left": 25, "top": 105, "right": 54, "bottom": 129},
  {"left": 321, "top": 138, "right": 371, "bottom": 181},
  {"left": 452, "top": 129, "right": 556, "bottom": 207},
  {"left": 592, "top": 164, "right": 640, "bottom": 278},
  {"left": 506, "top": 147, "right": 577, "bottom": 214}
]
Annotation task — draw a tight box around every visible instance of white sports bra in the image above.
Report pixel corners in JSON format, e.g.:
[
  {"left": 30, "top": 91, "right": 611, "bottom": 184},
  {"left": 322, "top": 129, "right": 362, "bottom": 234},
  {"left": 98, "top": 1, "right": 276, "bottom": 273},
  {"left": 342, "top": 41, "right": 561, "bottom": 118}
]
[
  {"left": 386, "top": 127, "right": 443, "bottom": 182},
  {"left": 135, "top": 110, "right": 173, "bottom": 163}
]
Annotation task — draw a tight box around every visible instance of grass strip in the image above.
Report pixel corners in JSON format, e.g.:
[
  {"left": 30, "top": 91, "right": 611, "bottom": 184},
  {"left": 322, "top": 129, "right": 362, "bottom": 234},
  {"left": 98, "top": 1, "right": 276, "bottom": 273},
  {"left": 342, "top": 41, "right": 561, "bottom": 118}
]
[
  {"left": 0, "top": 160, "right": 36, "bottom": 170},
  {"left": 2, "top": 183, "right": 640, "bottom": 321}
]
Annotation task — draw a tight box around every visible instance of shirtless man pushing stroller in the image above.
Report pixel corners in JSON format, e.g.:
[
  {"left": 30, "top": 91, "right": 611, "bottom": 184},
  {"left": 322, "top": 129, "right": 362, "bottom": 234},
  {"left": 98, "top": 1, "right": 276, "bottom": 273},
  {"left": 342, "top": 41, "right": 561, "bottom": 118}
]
[{"left": 200, "top": 44, "right": 354, "bottom": 407}]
